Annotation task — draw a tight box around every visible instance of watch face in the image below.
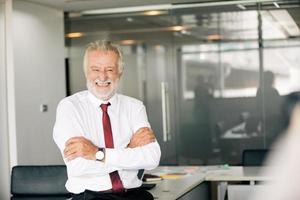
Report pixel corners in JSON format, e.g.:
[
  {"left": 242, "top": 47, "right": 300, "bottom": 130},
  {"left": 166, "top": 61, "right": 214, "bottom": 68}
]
[{"left": 96, "top": 150, "right": 104, "bottom": 160}]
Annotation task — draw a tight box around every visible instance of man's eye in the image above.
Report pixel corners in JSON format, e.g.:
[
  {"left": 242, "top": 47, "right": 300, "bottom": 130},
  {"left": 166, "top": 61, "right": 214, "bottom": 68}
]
[{"left": 92, "top": 69, "right": 99, "bottom": 72}]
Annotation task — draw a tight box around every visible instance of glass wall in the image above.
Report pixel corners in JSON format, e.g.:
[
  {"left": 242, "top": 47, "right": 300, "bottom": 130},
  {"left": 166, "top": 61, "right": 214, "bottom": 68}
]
[{"left": 65, "top": 1, "right": 300, "bottom": 165}]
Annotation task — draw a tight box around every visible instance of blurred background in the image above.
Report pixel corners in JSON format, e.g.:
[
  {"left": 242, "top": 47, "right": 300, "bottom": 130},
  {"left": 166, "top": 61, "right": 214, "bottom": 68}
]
[
  {"left": 64, "top": 0, "right": 300, "bottom": 165},
  {"left": 1, "top": 0, "right": 300, "bottom": 198}
]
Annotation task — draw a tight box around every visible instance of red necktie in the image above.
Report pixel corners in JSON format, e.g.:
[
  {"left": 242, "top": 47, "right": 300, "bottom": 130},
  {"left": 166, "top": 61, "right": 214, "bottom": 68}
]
[{"left": 100, "top": 103, "right": 124, "bottom": 193}]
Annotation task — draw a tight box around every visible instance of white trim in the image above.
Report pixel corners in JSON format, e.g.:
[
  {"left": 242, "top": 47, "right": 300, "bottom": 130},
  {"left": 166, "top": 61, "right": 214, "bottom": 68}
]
[
  {"left": 81, "top": 0, "right": 276, "bottom": 15},
  {"left": 5, "top": 0, "right": 18, "bottom": 167}
]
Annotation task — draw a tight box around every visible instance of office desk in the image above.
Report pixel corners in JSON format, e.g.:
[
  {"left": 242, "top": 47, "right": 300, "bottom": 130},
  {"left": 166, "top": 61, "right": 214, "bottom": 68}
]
[
  {"left": 147, "top": 166, "right": 207, "bottom": 200},
  {"left": 205, "top": 166, "right": 270, "bottom": 200},
  {"left": 147, "top": 166, "right": 269, "bottom": 200},
  {"left": 205, "top": 166, "right": 267, "bottom": 181}
]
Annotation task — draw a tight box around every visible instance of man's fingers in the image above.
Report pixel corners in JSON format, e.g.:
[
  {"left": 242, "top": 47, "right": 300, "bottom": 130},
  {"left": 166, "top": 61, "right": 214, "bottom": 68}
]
[
  {"left": 134, "top": 127, "right": 151, "bottom": 135},
  {"left": 65, "top": 136, "right": 85, "bottom": 146},
  {"left": 139, "top": 138, "right": 155, "bottom": 146},
  {"left": 128, "top": 128, "right": 156, "bottom": 148},
  {"left": 139, "top": 131, "right": 155, "bottom": 140},
  {"left": 64, "top": 136, "right": 98, "bottom": 161},
  {"left": 64, "top": 145, "right": 78, "bottom": 157},
  {"left": 65, "top": 152, "right": 79, "bottom": 161}
]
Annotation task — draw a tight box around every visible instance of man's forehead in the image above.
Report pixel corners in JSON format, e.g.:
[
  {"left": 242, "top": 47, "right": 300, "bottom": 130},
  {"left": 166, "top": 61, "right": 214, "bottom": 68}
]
[
  {"left": 88, "top": 49, "right": 118, "bottom": 57},
  {"left": 87, "top": 50, "right": 119, "bottom": 68}
]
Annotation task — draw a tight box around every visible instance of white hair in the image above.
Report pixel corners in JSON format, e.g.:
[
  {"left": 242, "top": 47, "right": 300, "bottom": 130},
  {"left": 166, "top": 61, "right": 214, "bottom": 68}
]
[{"left": 83, "top": 40, "right": 124, "bottom": 74}]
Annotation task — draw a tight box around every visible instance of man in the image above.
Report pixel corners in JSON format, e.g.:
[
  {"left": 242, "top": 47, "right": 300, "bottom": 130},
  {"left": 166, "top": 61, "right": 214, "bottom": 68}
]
[
  {"left": 256, "top": 71, "right": 283, "bottom": 146},
  {"left": 53, "top": 40, "right": 161, "bottom": 200}
]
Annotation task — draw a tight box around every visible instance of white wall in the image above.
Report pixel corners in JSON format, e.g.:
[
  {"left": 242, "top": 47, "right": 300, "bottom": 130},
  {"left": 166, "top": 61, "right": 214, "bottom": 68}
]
[
  {"left": 13, "top": 0, "right": 66, "bottom": 165},
  {"left": 0, "top": 0, "right": 12, "bottom": 198}
]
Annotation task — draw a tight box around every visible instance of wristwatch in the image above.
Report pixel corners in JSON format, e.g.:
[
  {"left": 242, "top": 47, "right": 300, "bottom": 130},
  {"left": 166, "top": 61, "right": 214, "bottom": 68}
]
[{"left": 95, "top": 148, "right": 105, "bottom": 161}]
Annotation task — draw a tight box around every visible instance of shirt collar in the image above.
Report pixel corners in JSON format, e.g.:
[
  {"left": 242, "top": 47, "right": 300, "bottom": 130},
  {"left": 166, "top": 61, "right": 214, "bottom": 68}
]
[{"left": 87, "top": 91, "right": 118, "bottom": 110}]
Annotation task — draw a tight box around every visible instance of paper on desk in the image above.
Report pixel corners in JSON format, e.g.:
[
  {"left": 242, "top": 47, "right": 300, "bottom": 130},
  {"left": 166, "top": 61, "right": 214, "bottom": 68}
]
[{"left": 160, "top": 172, "right": 187, "bottom": 179}]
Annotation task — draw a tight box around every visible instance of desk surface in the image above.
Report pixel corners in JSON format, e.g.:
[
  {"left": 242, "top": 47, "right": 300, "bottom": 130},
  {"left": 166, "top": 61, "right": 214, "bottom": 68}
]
[
  {"left": 204, "top": 166, "right": 269, "bottom": 181},
  {"left": 147, "top": 166, "right": 269, "bottom": 199},
  {"left": 147, "top": 166, "right": 206, "bottom": 200}
]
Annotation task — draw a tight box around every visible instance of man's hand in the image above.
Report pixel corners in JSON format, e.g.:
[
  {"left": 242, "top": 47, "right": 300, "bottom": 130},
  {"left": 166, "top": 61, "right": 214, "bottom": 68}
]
[
  {"left": 64, "top": 136, "right": 98, "bottom": 161},
  {"left": 127, "top": 127, "right": 156, "bottom": 148}
]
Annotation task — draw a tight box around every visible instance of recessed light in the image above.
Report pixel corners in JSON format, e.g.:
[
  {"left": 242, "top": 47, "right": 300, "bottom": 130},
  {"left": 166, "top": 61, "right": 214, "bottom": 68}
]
[
  {"left": 65, "top": 32, "right": 83, "bottom": 38},
  {"left": 143, "top": 10, "right": 166, "bottom": 16},
  {"left": 169, "top": 26, "right": 185, "bottom": 32},
  {"left": 121, "top": 40, "right": 136, "bottom": 45},
  {"left": 126, "top": 17, "right": 133, "bottom": 22}
]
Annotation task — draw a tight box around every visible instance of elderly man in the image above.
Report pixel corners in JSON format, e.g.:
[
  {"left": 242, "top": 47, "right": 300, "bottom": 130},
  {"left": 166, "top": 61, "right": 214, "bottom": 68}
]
[{"left": 53, "top": 40, "right": 161, "bottom": 200}]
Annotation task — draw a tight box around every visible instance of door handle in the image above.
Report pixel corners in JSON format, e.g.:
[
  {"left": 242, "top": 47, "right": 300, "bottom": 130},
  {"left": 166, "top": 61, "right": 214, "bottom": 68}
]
[{"left": 161, "top": 82, "right": 170, "bottom": 142}]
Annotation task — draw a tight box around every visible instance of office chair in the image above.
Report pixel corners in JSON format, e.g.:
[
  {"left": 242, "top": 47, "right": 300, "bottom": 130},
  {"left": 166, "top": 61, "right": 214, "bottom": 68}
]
[
  {"left": 242, "top": 149, "right": 269, "bottom": 166},
  {"left": 11, "top": 165, "right": 71, "bottom": 200}
]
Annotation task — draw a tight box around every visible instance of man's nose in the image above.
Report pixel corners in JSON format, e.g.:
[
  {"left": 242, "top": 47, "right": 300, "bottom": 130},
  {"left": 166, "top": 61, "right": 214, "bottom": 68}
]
[{"left": 98, "top": 71, "right": 108, "bottom": 80}]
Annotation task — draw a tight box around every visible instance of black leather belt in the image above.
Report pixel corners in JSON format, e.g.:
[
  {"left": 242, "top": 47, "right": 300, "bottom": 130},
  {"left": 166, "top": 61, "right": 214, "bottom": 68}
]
[{"left": 72, "top": 188, "right": 141, "bottom": 199}]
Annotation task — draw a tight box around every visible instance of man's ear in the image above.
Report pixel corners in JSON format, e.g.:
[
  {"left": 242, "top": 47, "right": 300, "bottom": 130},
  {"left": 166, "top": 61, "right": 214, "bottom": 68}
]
[{"left": 118, "top": 71, "right": 123, "bottom": 78}]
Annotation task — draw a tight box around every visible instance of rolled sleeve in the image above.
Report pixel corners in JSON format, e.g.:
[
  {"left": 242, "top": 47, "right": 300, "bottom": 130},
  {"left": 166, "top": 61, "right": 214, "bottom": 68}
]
[
  {"left": 131, "top": 104, "right": 151, "bottom": 132},
  {"left": 105, "top": 141, "right": 161, "bottom": 170}
]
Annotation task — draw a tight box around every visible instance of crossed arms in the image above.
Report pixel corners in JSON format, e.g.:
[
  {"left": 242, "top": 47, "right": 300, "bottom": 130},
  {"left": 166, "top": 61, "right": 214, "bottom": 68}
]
[
  {"left": 64, "top": 127, "right": 156, "bottom": 161},
  {"left": 53, "top": 100, "right": 161, "bottom": 177}
]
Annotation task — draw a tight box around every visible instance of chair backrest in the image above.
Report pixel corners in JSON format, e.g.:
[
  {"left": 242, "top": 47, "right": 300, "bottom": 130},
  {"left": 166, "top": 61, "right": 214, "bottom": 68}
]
[
  {"left": 242, "top": 149, "right": 269, "bottom": 166},
  {"left": 11, "top": 165, "right": 71, "bottom": 198}
]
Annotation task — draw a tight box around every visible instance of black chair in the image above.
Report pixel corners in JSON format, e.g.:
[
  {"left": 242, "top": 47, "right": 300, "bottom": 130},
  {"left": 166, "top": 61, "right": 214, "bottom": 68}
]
[
  {"left": 242, "top": 149, "right": 269, "bottom": 166},
  {"left": 11, "top": 165, "right": 71, "bottom": 200}
]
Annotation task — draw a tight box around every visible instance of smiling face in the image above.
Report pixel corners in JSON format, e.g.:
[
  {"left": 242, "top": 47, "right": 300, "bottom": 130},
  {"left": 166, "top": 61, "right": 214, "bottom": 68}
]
[{"left": 85, "top": 50, "right": 122, "bottom": 101}]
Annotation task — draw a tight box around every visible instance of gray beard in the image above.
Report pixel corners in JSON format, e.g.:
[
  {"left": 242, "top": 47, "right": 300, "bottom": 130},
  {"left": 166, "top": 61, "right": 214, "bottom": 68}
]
[{"left": 86, "top": 80, "right": 118, "bottom": 101}]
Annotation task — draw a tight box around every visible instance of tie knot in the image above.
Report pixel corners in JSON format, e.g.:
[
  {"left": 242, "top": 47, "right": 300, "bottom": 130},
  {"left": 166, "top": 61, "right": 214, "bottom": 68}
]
[{"left": 100, "top": 103, "right": 111, "bottom": 112}]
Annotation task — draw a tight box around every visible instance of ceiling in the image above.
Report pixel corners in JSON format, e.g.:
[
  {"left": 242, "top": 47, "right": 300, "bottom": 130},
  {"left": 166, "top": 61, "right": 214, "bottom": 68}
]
[
  {"left": 21, "top": 0, "right": 300, "bottom": 12},
  {"left": 21, "top": 0, "right": 217, "bottom": 12},
  {"left": 22, "top": 0, "right": 299, "bottom": 44},
  {"left": 62, "top": 0, "right": 300, "bottom": 43}
]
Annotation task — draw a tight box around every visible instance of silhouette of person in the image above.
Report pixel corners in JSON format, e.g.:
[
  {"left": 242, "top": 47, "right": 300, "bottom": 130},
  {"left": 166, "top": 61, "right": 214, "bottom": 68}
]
[
  {"left": 194, "top": 75, "right": 212, "bottom": 122},
  {"left": 193, "top": 75, "right": 213, "bottom": 163},
  {"left": 256, "top": 71, "right": 283, "bottom": 146}
]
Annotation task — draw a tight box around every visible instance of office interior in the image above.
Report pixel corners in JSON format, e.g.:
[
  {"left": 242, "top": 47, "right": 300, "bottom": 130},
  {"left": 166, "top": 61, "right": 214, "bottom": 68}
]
[{"left": 1, "top": 0, "right": 300, "bottom": 199}]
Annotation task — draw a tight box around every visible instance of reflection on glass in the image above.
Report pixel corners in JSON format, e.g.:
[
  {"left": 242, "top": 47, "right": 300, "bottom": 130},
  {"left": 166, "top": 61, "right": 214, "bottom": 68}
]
[
  {"left": 66, "top": 3, "right": 300, "bottom": 165},
  {"left": 181, "top": 42, "right": 259, "bottom": 99}
]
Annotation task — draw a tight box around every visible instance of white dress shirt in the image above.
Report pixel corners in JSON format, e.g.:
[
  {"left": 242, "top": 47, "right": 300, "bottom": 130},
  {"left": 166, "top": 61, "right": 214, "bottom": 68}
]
[{"left": 53, "top": 91, "right": 161, "bottom": 194}]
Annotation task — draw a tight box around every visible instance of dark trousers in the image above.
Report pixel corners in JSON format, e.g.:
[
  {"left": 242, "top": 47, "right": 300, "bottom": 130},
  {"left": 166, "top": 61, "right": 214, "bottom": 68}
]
[{"left": 72, "top": 188, "right": 153, "bottom": 200}]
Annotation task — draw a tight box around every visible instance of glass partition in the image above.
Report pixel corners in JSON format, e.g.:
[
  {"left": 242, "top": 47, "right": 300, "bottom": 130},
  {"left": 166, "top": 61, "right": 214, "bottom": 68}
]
[{"left": 65, "top": 1, "right": 300, "bottom": 165}]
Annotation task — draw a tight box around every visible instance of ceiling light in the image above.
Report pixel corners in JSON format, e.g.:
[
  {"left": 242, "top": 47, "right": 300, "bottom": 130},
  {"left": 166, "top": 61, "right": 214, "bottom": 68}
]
[
  {"left": 237, "top": 4, "right": 246, "bottom": 10},
  {"left": 65, "top": 32, "right": 83, "bottom": 38},
  {"left": 143, "top": 10, "right": 166, "bottom": 16},
  {"left": 82, "top": 4, "right": 171, "bottom": 15},
  {"left": 81, "top": 1, "right": 278, "bottom": 16},
  {"left": 273, "top": 2, "right": 280, "bottom": 8},
  {"left": 169, "top": 26, "right": 185, "bottom": 32},
  {"left": 120, "top": 40, "right": 137, "bottom": 45},
  {"left": 126, "top": 17, "right": 133, "bottom": 22}
]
